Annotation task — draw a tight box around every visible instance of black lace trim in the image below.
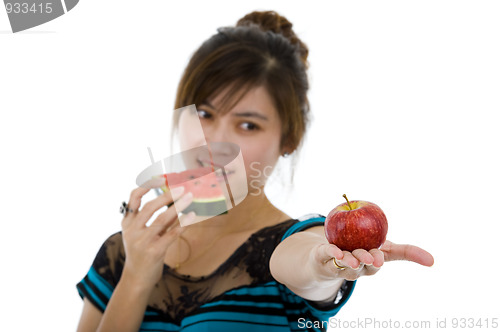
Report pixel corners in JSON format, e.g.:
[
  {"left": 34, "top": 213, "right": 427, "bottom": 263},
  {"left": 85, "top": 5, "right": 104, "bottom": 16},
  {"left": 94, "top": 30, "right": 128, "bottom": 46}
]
[
  {"left": 90, "top": 217, "right": 353, "bottom": 324},
  {"left": 161, "top": 218, "right": 298, "bottom": 282}
]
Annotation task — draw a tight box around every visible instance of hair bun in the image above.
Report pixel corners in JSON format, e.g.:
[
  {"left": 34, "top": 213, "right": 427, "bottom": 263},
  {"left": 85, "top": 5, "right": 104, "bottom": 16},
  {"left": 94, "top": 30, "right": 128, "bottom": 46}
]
[{"left": 236, "top": 10, "right": 309, "bottom": 68}]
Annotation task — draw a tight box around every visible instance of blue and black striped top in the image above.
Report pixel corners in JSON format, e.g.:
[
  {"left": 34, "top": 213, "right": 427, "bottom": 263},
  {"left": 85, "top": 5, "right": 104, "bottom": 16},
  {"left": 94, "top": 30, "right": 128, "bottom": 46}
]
[{"left": 77, "top": 214, "right": 356, "bottom": 331}]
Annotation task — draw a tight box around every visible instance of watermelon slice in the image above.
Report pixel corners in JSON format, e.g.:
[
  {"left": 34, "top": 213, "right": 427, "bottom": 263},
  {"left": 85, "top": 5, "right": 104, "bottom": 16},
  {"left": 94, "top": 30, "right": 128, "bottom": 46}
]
[{"left": 161, "top": 166, "right": 228, "bottom": 216}]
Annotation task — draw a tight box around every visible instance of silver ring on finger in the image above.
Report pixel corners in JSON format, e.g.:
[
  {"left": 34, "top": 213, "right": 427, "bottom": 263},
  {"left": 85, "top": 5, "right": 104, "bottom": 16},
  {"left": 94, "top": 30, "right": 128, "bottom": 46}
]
[{"left": 120, "top": 201, "right": 135, "bottom": 216}]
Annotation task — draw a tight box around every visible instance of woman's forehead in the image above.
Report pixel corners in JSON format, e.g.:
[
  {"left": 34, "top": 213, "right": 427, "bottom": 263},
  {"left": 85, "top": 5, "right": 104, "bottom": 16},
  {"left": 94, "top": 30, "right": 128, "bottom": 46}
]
[{"left": 205, "top": 85, "right": 277, "bottom": 118}]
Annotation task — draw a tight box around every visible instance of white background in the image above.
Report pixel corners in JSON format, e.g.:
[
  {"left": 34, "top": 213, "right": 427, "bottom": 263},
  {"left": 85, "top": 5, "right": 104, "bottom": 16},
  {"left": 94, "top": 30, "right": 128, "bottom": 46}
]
[{"left": 1, "top": 1, "right": 499, "bottom": 331}]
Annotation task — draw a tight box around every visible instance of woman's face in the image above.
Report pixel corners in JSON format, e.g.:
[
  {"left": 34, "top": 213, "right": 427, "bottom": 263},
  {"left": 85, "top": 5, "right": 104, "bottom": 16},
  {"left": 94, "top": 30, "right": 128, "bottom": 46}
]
[{"left": 177, "top": 85, "right": 284, "bottom": 195}]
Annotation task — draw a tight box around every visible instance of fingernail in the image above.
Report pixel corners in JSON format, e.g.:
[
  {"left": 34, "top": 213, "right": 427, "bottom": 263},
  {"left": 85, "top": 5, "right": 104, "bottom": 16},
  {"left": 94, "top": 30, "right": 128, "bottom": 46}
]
[
  {"left": 352, "top": 263, "right": 364, "bottom": 270},
  {"left": 173, "top": 192, "right": 193, "bottom": 211},
  {"left": 180, "top": 192, "right": 193, "bottom": 204},
  {"left": 184, "top": 211, "right": 196, "bottom": 223},
  {"left": 170, "top": 186, "right": 185, "bottom": 198}
]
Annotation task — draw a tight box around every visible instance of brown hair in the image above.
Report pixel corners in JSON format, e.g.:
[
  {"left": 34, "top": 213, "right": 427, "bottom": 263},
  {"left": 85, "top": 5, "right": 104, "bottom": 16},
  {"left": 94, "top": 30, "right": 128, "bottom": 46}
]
[{"left": 173, "top": 10, "right": 310, "bottom": 175}]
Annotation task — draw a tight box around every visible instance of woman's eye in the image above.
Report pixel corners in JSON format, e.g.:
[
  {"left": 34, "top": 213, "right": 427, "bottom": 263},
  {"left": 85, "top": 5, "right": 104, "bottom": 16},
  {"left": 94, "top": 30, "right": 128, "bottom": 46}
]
[
  {"left": 197, "top": 109, "right": 212, "bottom": 119},
  {"left": 240, "top": 122, "right": 259, "bottom": 131}
]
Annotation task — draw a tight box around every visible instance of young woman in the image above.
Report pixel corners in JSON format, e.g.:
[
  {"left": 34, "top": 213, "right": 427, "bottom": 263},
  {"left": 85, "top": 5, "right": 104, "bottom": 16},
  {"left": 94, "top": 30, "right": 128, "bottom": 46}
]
[{"left": 76, "top": 10, "right": 434, "bottom": 332}]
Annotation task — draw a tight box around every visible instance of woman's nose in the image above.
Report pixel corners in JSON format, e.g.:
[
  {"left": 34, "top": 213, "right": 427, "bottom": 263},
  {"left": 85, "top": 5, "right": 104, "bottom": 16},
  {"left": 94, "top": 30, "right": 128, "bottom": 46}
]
[{"left": 204, "top": 121, "right": 229, "bottom": 144}]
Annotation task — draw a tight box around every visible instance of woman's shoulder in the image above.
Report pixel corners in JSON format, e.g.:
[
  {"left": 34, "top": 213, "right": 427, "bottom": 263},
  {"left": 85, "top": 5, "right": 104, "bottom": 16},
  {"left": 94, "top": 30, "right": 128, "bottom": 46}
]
[
  {"left": 91, "top": 231, "right": 125, "bottom": 280},
  {"left": 250, "top": 212, "right": 326, "bottom": 243},
  {"left": 264, "top": 213, "right": 326, "bottom": 239},
  {"left": 98, "top": 231, "right": 124, "bottom": 254},
  {"left": 237, "top": 213, "right": 325, "bottom": 281}
]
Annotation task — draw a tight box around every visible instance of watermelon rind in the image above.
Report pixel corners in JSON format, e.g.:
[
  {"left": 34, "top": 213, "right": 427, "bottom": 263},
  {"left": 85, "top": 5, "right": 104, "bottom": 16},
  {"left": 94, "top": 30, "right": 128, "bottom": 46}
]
[
  {"left": 166, "top": 200, "right": 228, "bottom": 216},
  {"left": 182, "top": 200, "right": 228, "bottom": 216}
]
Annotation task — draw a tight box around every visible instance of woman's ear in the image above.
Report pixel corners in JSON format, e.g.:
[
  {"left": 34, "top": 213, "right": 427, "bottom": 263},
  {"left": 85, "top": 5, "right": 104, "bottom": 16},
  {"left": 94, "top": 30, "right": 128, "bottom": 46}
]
[
  {"left": 280, "top": 141, "right": 295, "bottom": 157},
  {"left": 281, "top": 146, "right": 295, "bottom": 157}
]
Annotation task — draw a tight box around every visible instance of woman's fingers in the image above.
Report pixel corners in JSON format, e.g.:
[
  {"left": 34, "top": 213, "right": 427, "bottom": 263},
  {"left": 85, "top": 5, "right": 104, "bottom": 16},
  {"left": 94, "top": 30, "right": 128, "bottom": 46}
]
[
  {"left": 314, "top": 246, "right": 385, "bottom": 281},
  {"left": 155, "top": 212, "right": 197, "bottom": 252},
  {"left": 359, "top": 249, "right": 383, "bottom": 276},
  {"left": 369, "top": 248, "right": 385, "bottom": 268},
  {"left": 336, "top": 251, "right": 361, "bottom": 269},
  {"left": 125, "top": 187, "right": 149, "bottom": 217},
  {"left": 127, "top": 177, "right": 165, "bottom": 211},
  {"left": 320, "top": 240, "right": 433, "bottom": 281},
  {"left": 137, "top": 187, "right": 186, "bottom": 226},
  {"left": 178, "top": 211, "right": 197, "bottom": 227},
  {"left": 316, "top": 243, "right": 343, "bottom": 263},
  {"left": 148, "top": 192, "right": 194, "bottom": 236},
  {"left": 351, "top": 249, "right": 374, "bottom": 266},
  {"left": 122, "top": 177, "right": 168, "bottom": 229},
  {"left": 329, "top": 252, "right": 364, "bottom": 281}
]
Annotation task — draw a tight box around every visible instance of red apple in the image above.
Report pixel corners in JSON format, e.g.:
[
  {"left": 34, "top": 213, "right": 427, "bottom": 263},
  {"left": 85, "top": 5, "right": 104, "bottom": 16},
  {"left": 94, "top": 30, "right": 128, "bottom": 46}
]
[{"left": 325, "top": 194, "right": 388, "bottom": 252}]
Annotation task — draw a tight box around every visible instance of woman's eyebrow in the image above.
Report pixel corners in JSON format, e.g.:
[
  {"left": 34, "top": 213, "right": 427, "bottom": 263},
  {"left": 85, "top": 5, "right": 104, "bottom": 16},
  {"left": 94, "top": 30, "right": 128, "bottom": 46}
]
[
  {"left": 232, "top": 111, "right": 269, "bottom": 121},
  {"left": 200, "top": 101, "right": 214, "bottom": 108},
  {"left": 200, "top": 101, "right": 269, "bottom": 121}
]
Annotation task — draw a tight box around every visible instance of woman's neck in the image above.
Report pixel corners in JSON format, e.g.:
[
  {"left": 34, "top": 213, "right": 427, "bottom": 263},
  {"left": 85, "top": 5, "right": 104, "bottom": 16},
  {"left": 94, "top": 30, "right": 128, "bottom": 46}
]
[{"left": 164, "top": 190, "right": 291, "bottom": 273}]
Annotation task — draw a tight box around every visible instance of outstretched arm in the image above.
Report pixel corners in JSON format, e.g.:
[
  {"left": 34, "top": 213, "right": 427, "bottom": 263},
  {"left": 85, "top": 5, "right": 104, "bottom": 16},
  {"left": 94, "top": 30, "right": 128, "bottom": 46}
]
[{"left": 269, "top": 226, "right": 434, "bottom": 303}]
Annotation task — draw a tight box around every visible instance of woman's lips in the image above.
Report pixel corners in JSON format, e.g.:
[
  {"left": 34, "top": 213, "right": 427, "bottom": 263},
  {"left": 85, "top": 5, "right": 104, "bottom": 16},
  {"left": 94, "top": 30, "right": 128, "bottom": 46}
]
[
  {"left": 216, "top": 170, "right": 235, "bottom": 182},
  {"left": 197, "top": 158, "right": 235, "bottom": 181}
]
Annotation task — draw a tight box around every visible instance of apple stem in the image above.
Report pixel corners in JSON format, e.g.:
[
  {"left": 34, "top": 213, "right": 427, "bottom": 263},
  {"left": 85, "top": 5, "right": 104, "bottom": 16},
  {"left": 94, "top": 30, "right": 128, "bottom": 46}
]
[{"left": 343, "top": 194, "right": 353, "bottom": 210}]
